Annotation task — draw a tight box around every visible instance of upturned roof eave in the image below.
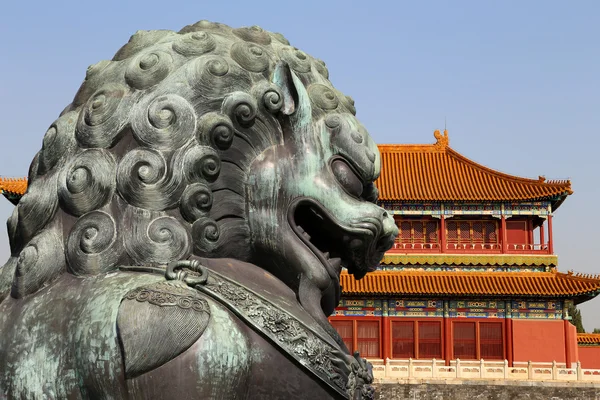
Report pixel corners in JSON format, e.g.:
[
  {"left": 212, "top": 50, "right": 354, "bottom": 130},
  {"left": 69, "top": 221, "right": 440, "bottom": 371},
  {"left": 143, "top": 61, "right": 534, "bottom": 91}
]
[
  {"left": 376, "top": 132, "right": 573, "bottom": 204},
  {"left": 339, "top": 271, "right": 600, "bottom": 302}
]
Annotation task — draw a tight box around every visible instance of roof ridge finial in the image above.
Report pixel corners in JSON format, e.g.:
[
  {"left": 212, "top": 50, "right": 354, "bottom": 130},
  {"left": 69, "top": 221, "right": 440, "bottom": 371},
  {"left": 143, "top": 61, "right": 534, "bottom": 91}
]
[{"left": 433, "top": 128, "right": 449, "bottom": 148}]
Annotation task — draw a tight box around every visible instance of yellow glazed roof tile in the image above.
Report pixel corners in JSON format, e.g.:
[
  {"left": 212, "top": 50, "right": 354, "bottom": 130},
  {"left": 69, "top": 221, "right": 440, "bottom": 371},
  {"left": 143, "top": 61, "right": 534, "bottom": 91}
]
[
  {"left": 340, "top": 270, "right": 600, "bottom": 298},
  {"left": 0, "top": 177, "right": 27, "bottom": 196},
  {"left": 376, "top": 131, "right": 572, "bottom": 202}
]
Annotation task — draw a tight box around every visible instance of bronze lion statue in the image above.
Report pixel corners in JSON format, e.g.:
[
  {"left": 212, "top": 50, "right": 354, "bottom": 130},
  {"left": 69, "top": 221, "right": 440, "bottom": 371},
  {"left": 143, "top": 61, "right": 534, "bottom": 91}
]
[{"left": 0, "top": 20, "right": 398, "bottom": 399}]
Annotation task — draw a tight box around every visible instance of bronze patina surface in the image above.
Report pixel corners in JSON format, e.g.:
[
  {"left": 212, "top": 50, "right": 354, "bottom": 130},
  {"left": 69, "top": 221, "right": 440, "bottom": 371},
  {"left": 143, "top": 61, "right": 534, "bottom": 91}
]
[{"left": 0, "top": 20, "right": 397, "bottom": 399}]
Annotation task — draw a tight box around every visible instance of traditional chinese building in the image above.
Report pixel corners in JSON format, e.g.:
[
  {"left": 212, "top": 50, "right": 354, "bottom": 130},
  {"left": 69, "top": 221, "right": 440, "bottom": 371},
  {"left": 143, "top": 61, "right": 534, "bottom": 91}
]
[
  {"left": 2, "top": 133, "right": 600, "bottom": 369},
  {"left": 329, "top": 130, "right": 600, "bottom": 369}
]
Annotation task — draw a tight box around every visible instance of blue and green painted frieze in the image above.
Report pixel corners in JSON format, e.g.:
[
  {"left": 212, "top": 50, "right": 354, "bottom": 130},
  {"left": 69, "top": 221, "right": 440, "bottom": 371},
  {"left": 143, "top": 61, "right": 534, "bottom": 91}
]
[{"left": 334, "top": 298, "right": 564, "bottom": 320}]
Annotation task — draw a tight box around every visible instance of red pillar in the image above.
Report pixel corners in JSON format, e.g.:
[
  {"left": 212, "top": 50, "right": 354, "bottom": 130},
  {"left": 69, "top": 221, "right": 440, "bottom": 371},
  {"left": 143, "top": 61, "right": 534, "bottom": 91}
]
[
  {"left": 444, "top": 316, "right": 452, "bottom": 365},
  {"left": 506, "top": 318, "right": 513, "bottom": 366},
  {"left": 564, "top": 319, "right": 573, "bottom": 367},
  {"left": 382, "top": 317, "right": 391, "bottom": 360},
  {"left": 540, "top": 222, "right": 545, "bottom": 248},
  {"left": 440, "top": 216, "right": 446, "bottom": 253},
  {"left": 548, "top": 214, "right": 554, "bottom": 254},
  {"left": 501, "top": 215, "right": 508, "bottom": 253}
]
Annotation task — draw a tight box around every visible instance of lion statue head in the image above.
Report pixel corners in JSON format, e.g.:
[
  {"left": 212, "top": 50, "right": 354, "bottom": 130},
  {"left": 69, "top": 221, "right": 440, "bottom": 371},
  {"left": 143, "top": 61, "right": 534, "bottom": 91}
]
[{"left": 1, "top": 20, "right": 398, "bottom": 330}]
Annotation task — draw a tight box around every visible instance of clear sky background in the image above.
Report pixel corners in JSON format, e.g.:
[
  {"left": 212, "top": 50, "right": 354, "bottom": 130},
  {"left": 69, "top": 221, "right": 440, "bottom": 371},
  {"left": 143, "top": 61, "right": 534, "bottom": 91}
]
[{"left": 0, "top": 1, "right": 598, "bottom": 329}]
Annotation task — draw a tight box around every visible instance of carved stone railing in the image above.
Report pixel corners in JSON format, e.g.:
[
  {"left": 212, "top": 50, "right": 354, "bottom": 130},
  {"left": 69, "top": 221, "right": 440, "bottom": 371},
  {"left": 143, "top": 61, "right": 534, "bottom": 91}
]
[
  {"left": 506, "top": 243, "right": 551, "bottom": 254},
  {"left": 366, "top": 358, "right": 600, "bottom": 383},
  {"left": 391, "top": 242, "right": 440, "bottom": 252},
  {"left": 445, "top": 243, "right": 502, "bottom": 253},
  {"left": 388, "top": 241, "right": 552, "bottom": 255}
]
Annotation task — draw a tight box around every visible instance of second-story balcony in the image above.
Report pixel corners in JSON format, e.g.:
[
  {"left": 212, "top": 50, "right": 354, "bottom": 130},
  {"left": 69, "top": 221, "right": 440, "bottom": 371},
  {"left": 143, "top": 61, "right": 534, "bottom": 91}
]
[
  {"left": 391, "top": 241, "right": 551, "bottom": 255},
  {"left": 390, "top": 217, "right": 554, "bottom": 255}
]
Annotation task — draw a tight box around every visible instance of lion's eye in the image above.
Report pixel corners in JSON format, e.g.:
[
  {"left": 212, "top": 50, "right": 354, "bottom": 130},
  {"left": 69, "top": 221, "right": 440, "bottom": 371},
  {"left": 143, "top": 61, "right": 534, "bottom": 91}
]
[{"left": 332, "top": 159, "right": 363, "bottom": 198}]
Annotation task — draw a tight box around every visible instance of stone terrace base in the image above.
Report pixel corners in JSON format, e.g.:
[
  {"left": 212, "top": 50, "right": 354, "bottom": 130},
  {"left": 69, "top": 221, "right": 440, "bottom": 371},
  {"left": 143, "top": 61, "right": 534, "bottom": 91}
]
[{"left": 374, "top": 380, "right": 600, "bottom": 400}]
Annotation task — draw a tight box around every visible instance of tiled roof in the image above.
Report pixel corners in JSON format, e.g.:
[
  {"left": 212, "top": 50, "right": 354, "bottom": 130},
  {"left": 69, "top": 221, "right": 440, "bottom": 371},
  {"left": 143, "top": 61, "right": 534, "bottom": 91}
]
[
  {"left": 578, "top": 334, "right": 600, "bottom": 345},
  {"left": 376, "top": 130, "right": 572, "bottom": 203},
  {"left": 340, "top": 270, "right": 600, "bottom": 302},
  {"left": 0, "top": 177, "right": 27, "bottom": 196},
  {"left": 382, "top": 254, "right": 558, "bottom": 267},
  {"left": 0, "top": 177, "right": 27, "bottom": 205}
]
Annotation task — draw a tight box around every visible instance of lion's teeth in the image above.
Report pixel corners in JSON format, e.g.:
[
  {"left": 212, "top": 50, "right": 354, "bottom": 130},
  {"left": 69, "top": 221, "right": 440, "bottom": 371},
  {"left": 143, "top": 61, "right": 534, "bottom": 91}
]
[
  {"left": 297, "top": 226, "right": 305, "bottom": 233},
  {"left": 323, "top": 252, "right": 330, "bottom": 259},
  {"left": 302, "top": 232, "right": 311, "bottom": 241}
]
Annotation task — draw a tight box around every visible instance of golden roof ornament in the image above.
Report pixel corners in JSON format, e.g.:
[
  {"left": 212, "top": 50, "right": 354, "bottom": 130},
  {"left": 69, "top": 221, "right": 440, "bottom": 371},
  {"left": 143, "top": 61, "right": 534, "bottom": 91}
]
[{"left": 433, "top": 129, "right": 449, "bottom": 147}]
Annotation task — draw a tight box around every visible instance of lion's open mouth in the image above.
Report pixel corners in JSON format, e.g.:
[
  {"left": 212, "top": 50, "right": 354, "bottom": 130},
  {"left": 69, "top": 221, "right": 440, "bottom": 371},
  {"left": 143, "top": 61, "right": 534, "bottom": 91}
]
[{"left": 289, "top": 200, "right": 376, "bottom": 282}]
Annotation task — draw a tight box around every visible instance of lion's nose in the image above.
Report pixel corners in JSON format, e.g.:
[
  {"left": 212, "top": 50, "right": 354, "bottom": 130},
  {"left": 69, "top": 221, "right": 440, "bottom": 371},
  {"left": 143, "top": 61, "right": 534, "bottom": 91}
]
[
  {"left": 376, "top": 211, "right": 398, "bottom": 252},
  {"left": 382, "top": 211, "right": 398, "bottom": 238}
]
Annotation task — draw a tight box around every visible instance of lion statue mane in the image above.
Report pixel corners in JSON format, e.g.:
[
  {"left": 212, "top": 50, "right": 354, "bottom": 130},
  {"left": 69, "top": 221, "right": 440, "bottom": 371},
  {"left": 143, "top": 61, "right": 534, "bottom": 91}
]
[{"left": 0, "top": 20, "right": 398, "bottom": 400}]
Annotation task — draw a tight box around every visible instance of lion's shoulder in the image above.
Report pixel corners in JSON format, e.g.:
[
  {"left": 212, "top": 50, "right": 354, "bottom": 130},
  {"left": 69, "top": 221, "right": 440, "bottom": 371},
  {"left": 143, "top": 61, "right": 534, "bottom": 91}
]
[{"left": 117, "top": 279, "right": 215, "bottom": 378}]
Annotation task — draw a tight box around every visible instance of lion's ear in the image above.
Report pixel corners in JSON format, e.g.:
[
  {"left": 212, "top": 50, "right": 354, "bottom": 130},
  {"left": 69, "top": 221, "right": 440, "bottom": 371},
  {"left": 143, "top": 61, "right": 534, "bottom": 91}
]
[{"left": 272, "top": 61, "right": 310, "bottom": 118}]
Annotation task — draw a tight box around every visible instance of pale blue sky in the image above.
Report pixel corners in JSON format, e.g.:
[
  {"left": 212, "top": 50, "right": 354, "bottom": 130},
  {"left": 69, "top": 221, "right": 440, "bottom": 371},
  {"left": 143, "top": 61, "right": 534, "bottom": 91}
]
[{"left": 1, "top": 1, "right": 598, "bottom": 329}]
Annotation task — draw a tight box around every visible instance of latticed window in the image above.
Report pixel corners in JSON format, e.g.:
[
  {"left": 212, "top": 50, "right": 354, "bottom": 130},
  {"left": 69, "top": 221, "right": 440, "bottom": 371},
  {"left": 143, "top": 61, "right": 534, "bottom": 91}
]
[
  {"left": 473, "top": 221, "right": 484, "bottom": 242},
  {"left": 331, "top": 321, "right": 353, "bottom": 352},
  {"left": 357, "top": 321, "right": 380, "bottom": 358},
  {"left": 332, "top": 320, "right": 380, "bottom": 358},
  {"left": 392, "top": 321, "right": 414, "bottom": 358},
  {"left": 446, "top": 220, "right": 498, "bottom": 244},
  {"left": 397, "top": 220, "right": 439, "bottom": 244},
  {"left": 453, "top": 322, "right": 477, "bottom": 359},
  {"left": 452, "top": 321, "right": 504, "bottom": 360},
  {"left": 480, "top": 322, "right": 503, "bottom": 359},
  {"left": 391, "top": 321, "right": 442, "bottom": 359},
  {"left": 486, "top": 223, "right": 498, "bottom": 243},
  {"left": 418, "top": 321, "right": 442, "bottom": 358}
]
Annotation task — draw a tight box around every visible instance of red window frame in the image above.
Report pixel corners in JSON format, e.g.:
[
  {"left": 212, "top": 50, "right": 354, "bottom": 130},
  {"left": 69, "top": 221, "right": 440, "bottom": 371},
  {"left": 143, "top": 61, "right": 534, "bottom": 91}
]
[
  {"left": 453, "top": 321, "right": 477, "bottom": 359},
  {"left": 446, "top": 220, "right": 499, "bottom": 245},
  {"left": 452, "top": 320, "right": 505, "bottom": 360},
  {"left": 391, "top": 321, "right": 415, "bottom": 358},
  {"left": 389, "top": 318, "right": 443, "bottom": 359},
  {"left": 396, "top": 218, "right": 439, "bottom": 245},
  {"left": 418, "top": 321, "right": 443, "bottom": 359},
  {"left": 357, "top": 320, "right": 380, "bottom": 358},
  {"left": 330, "top": 320, "right": 354, "bottom": 353},
  {"left": 479, "top": 322, "right": 504, "bottom": 360},
  {"left": 329, "top": 317, "right": 382, "bottom": 358}
]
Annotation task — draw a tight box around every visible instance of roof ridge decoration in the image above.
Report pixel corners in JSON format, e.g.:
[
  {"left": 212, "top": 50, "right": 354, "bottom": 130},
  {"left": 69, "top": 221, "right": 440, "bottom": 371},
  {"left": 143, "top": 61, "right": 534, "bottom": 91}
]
[{"left": 433, "top": 129, "right": 449, "bottom": 148}]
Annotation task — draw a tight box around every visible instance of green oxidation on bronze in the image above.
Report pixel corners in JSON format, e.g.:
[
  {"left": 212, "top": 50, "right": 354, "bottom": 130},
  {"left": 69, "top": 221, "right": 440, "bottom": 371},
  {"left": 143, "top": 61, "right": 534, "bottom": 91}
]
[
  {"left": 0, "top": 20, "right": 397, "bottom": 399},
  {"left": 0, "top": 273, "right": 162, "bottom": 398},
  {"left": 194, "top": 303, "right": 252, "bottom": 399},
  {"left": 0, "top": 257, "right": 16, "bottom": 303}
]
